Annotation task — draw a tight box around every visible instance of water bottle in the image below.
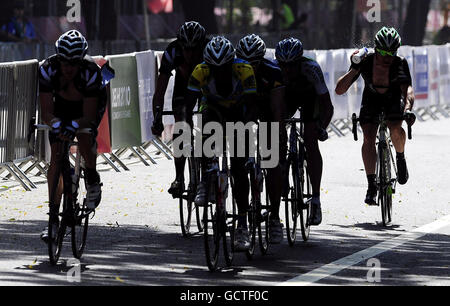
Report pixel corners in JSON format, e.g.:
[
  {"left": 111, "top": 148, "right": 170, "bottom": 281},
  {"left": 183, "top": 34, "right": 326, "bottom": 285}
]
[{"left": 351, "top": 47, "right": 368, "bottom": 65}]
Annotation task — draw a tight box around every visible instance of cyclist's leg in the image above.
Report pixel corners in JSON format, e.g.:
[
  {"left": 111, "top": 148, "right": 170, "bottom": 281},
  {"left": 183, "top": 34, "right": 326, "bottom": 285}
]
[
  {"left": 386, "top": 97, "right": 408, "bottom": 184},
  {"left": 360, "top": 95, "right": 380, "bottom": 204}
]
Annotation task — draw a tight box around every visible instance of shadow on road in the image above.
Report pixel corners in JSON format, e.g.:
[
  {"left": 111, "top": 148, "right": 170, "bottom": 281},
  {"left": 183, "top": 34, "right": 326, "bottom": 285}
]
[{"left": 0, "top": 220, "right": 449, "bottom": 285}]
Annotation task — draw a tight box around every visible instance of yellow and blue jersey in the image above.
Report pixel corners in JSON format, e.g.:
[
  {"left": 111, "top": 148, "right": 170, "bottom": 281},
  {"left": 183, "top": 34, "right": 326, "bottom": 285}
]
[{"left": 187, "top": 58, "right": 257, "bottom": 108}]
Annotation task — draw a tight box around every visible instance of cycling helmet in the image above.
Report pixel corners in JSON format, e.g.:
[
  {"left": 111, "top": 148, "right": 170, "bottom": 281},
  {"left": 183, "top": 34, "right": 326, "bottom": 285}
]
[
  {"left": 55, "top": 30, "right": 88, "bottom": 61},
  {"left": 374, "top": 27, "right": 401, "bottom": 52},
  {"left": 236, "top": 34, "right": 266, "bottom": 61},
  {"left": 275, "top": 37, "right": 303, "bottom": 63},
  {"left": 203, "top": 36, "right": 235, "bottom": 66},
  {"left": 177, "top": 21, "right": 206, "bottom": 48}
]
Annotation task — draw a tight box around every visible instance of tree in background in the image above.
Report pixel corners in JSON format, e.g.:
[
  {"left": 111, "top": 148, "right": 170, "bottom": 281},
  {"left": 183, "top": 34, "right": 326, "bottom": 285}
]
[
  {"left": 403, "top": 0, "right": 432, "bottom": 45},
  {"left": 180, "top": 0, "right": 218, "bottom": 34}
]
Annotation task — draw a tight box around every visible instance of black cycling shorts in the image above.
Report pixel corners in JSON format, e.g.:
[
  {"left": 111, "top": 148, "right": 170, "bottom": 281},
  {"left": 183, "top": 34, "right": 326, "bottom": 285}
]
[{"left": 359, "top": 90, "right": 405, "bottom": 125}]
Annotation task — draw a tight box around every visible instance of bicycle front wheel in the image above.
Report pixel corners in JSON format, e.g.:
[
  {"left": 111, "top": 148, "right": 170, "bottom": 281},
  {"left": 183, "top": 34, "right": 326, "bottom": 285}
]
[
  {"left": 48, "top": 166, "right": 66, "bottom": 266},
  {"left": 283, "top": 156, "right": 299, "bottom": 246},
  {"left": 203, "top": 177, "right": 220, "bottom": 271},
  {"left": 378, "top": 144, "right": 393, "bottom": 226},
  {"left": 71, "top": 167, "right": 89, "bottom": 259}
]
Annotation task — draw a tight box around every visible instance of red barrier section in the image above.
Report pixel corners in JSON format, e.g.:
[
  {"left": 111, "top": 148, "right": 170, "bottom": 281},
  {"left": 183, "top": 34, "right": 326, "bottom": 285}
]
[{"left": 93, "top": 56, "right": 112, "bottom": 154}]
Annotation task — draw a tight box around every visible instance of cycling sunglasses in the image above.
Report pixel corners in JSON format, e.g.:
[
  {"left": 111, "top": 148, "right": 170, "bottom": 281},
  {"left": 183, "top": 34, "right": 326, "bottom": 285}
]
[{"left": 376, "top": 48, "right": 396, "bottom": 57}]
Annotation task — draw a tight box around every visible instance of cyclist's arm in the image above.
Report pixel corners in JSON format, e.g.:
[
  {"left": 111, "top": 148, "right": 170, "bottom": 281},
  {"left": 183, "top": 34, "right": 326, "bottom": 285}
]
[
  {"left": 402, "top": 84, "right": 415, "bottom": 112},
  {"left": 77, "top": 96, "right": 99, "bottom": 128},
  {"left": 39, "top": 93, "right": 57, "bottom": 125},
  {"left": 335, "top": 69, "right": 359, "bottom": 95},
  {"left": 153, "top": 72, "right": 171, "bottom": 115},
  {"left": 318, "top": 92, "right": 334, "bottom": 129}
]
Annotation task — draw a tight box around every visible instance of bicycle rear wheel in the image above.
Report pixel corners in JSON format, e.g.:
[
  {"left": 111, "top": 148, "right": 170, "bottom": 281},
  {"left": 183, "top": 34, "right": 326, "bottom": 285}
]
[
  {"left": 71, "top": 166, "right": 89, "bottom": 259},
  {"left": 284, "top": 156, "right": 299, "bottom": 246}
]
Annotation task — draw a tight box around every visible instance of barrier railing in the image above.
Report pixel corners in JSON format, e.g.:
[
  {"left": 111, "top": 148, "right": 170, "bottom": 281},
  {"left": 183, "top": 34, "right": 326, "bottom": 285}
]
[
  {"left": 1, "top": 43, "right": 449, "bottom": 190},
  {"left": 0, "top": 59, "right": 38, "bottom": 190}
]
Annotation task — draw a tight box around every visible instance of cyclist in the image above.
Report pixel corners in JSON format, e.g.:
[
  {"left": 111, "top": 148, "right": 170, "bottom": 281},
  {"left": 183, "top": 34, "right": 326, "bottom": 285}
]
[
  {"left": 275, "top": 38, "right": 334, "bottom": 226},
  {"left": 335, "top": 27, "right": 415, "bottom": 205},
  {"left": 39, "top": 30, "right": 112, "bottom": 242},
  {"left": 187, "top": 36, "right": 258, "bottom": 251},
  {"left": 235, "top": 34, "right": 285, "bottom": 244},
  {"left": 151, "top": 21, "right": 209, "bottom": 198}
]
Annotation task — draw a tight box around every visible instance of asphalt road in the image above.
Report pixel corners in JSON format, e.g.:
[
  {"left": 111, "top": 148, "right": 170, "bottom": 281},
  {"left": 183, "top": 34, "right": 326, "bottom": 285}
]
[{"left": 0, "top": 118, "right": 449, "bottom": 286}]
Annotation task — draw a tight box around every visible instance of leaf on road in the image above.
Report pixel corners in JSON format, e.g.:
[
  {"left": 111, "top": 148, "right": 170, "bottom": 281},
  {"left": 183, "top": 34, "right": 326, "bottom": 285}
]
[
  {"left": 8, "top": 218, "right": 16, "bottom": 222},
  {"left": 36, "top": 205, "right": 43, "bottom": 209},
  {"left": 115, "top": 276, "right": 125, "bottom": 282}
]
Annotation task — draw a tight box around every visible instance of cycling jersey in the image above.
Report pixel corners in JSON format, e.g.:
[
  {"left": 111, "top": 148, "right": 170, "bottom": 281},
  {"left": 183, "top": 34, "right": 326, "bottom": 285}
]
[
  {"left": 351, "top": 53, "right": 412, "bottom": 124},
  {"left": 159, "top": 39, "right": 211, "bottom": 77},
  {"left": 187, "top": 58, "right": 257, "bottom": 108},
  {"left": 39, "top": 55, "right": 107, "bottom": 140},
  {"left": 283, "top": 56, "right": 329, "bottom": 120},
  {"left": 255, "top": 58, "right": 283, "bottom": 97}
]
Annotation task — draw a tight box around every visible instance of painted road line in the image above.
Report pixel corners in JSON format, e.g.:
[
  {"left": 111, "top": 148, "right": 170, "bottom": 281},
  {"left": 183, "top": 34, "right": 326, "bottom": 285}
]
[{"left": 279, "top": 214, "right": 450, "bottom": 286}]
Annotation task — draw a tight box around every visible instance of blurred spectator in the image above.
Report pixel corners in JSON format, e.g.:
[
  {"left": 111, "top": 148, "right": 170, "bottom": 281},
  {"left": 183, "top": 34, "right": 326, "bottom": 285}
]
[
  {"left": 2, "top": 1, "right": 37, "bottom": 42},
  {"left": 433, "top": 3, "right": 449, "bottom": 45}
]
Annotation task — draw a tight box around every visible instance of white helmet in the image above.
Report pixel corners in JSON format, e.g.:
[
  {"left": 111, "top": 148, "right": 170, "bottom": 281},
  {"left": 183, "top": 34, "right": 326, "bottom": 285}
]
[{"left": 236, "top": 34, "right": 266, "bottom": 61}]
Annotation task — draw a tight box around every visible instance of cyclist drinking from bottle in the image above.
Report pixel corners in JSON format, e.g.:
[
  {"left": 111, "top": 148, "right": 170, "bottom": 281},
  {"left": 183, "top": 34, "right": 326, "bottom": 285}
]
[
  {"left": 39, "top": 30, "right": 112, "bottom": 242},
  {"left": 151, "top": 21, "right": 210, "bottom": 198},
  {"left": 235, "top": 34, "right": 285, "bottom": 243},
  {"left": 335, "top": 27, "right": 416, "bottom": 205}
]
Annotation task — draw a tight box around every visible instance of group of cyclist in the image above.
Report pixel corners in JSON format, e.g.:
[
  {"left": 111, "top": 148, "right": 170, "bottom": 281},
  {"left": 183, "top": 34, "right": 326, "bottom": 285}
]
[{"left": 38, "top": 22, "right": 416, "bottom": 251}]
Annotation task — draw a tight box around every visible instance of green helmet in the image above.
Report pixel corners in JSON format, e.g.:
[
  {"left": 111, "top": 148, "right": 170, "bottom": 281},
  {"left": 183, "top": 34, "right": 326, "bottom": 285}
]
[{"left": 375, "top": 27, "right": 401, "bottom": 52}]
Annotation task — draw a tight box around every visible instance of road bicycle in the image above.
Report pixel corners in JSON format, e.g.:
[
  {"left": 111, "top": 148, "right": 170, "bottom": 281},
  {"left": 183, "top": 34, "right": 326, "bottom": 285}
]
[
  {"left": 161, "top": 110, "right": 203, "bottom": 237},
  {"left": 282, "top": 109, "right": 313, "bottom": 246},
  {"left": 202, "top": 150, "right": 237, "bottom": 271},
  {"left": 32, "top": 124, "right": 94, "bottom": 265},
  {"left": 352, "top": 111, "right": 413, "bottom": 226}
]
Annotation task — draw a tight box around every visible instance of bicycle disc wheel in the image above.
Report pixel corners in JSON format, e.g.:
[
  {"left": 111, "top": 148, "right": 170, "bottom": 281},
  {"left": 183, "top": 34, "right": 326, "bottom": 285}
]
[
  {"left": 223, "top": 176, "right": 236, "bottom": 266},
  {"left": 299, "top": 161, "right": 311, "bottom": 241},
  {"left": 258, "top": 173, "right": 269, "bottom": 255},
  {"left": 283, "top": 156, "right": 298, "bottom": 246},
  {"left": 71, "top": 166, "right": 89, "bottom": 259}
]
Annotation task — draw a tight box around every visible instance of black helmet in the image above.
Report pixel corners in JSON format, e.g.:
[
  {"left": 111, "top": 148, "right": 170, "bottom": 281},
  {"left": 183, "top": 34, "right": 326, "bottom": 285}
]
[
  {"left": 236, "top": 34, "right": 266, "bottom": 61},
  {"left": 275, "top": 37, "right": 304, "bottom": 63},
  {"left": 55, "top": 30, "right": 88, "bottom": 61},
  {"left": 203, "top": 36, "right": 235, "bottom": 66},
  {"left": 177, "top": 21, "right": 206, "bottom": 48}
]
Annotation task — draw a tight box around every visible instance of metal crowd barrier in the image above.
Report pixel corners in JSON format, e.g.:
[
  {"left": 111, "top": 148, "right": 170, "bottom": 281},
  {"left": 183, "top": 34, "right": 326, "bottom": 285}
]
[{"left": 0, "top": 60, "right": 39, "bottom": 191}]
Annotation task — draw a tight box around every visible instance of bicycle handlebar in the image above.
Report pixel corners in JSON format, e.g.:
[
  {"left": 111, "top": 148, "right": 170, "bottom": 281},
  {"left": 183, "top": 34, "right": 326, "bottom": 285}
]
[{"left": 351, "top": 113, "right": 413, "bottom": 141}]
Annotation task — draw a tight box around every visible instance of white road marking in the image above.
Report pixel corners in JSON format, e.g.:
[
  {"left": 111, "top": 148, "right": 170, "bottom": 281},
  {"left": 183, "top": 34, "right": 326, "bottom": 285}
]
[{"left": 280, "top": 214, "right": 450, "bottom": 286}]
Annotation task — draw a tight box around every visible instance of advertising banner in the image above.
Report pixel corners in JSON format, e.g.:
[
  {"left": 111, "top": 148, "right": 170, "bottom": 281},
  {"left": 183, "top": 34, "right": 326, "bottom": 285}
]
[
  {"left": 136, "top": 50, "right": 157, "bottom": 142},
  {"left": 427, "top": 46, "right": 440, "bottom": 106},
  {"left": 438, "top": 45, "right": 450, "bottom": 106},
  {"left": 412, "top": 47, "right": 429, "bottom": 108},
  {"left": 92, "top": 56, "right": 112, "bottom": 154},
  {"left": 332, "top": 49, "right": 349, "bottom": 120},
  {"left": 106, "top": 53, "right": 142, "bottom": 149}
]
